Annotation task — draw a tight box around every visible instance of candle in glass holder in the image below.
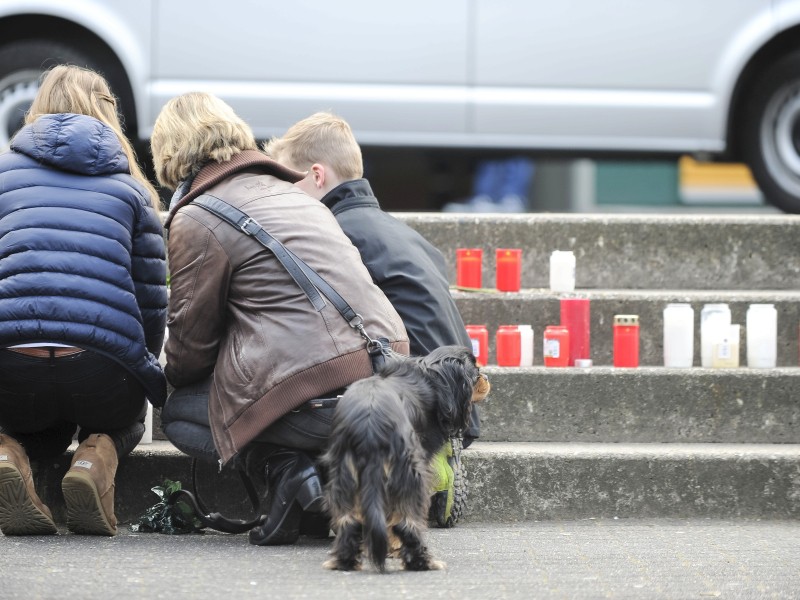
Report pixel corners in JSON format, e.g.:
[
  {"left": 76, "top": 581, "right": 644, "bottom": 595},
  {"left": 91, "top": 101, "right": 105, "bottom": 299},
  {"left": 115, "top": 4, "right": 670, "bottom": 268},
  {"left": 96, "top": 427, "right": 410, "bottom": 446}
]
[
  {"left": 613, "top": 315, "right": 640, "bottom": 368},
  {"left": 518, "top": 324, "right": 534, "bottom": 366},
  {"left": 560, "top": 297, "right": 591, "bottom": 366},
  {"left": 465, "top": 324, "right": 489, "bottom": 366},
  {"left": 543, "top": 325, "right": 570, "bottom": 367},
  {"left": 496, "top": 325, "right": 522, "bottom": 366},
  {"left": 496, "top": 248, "right": 522, "bottom": 292},
  {"left": 456, "top": 248, "right": 483, "bottom": 288}
]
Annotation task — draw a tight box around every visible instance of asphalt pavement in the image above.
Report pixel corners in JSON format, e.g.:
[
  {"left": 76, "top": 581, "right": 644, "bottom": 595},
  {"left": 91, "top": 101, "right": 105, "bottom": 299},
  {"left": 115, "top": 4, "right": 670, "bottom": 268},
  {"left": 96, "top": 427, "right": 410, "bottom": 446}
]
[{"left": 2, "top": 519, "right": 798, "bottom": 599}]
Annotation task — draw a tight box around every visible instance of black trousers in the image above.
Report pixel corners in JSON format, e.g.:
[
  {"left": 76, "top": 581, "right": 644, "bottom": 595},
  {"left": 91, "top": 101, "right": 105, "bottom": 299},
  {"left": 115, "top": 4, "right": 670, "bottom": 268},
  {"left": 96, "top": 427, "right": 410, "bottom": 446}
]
[{"left": 0, "top": 349, "right": 147, "bottom": 459}]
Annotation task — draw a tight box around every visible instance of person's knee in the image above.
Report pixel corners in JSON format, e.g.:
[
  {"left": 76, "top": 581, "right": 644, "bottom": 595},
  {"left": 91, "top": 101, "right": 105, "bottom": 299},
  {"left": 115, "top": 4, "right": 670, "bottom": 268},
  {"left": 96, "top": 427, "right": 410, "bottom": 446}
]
[
  {"left": 161, "top": 379, "right": 212, "bottom": 427},
  {"left": 162, "top": 420, "right": 218, "bottom": 464}
]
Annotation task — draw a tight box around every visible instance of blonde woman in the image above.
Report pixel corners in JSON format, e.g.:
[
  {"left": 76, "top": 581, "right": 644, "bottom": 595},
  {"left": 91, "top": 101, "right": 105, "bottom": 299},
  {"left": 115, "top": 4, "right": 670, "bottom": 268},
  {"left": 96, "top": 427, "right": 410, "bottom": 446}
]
[
  {"left": 152, "top": 92, "right": 408, "bottom": 546},
  {"left": 0, "top": 65, "right": 167, "bottom": 537}
]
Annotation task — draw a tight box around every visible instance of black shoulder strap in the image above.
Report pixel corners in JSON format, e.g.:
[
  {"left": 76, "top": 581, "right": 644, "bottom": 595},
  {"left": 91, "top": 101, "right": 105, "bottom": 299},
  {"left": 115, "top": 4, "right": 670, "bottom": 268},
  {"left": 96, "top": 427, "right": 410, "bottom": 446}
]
[{"left": 192, "top": 194, "right": 363, "bottom": 327}]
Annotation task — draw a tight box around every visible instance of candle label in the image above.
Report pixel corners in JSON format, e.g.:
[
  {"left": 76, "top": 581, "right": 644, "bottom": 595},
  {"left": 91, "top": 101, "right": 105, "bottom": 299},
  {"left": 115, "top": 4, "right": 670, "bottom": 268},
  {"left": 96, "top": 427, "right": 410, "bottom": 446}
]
[
  {"left": 470, "top": 338, "right": 480, "bottom": 356},
  {"left": 543, "top": 339, "right": 561, "bottom": 358}
]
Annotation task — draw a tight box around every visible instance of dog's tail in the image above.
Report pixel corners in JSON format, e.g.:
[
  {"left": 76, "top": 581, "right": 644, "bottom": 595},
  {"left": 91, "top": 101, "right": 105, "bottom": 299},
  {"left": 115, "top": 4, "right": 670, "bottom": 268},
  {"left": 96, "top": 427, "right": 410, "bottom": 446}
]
[{"left": 360, "top": 446, "right": 389, "bottom": 572}]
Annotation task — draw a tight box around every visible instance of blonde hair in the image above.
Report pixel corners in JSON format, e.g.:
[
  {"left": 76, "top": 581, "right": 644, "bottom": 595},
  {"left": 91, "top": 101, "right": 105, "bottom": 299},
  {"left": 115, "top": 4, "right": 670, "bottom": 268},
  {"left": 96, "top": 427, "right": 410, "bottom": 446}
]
[
  {"left": 26, "top": 65, "right": 159, "bottom": 209},
  {"left": 151, "top": 92, "right": 257, "bottom": 190},
  {"left": 264, "top": 112, "right": 363, "bottom": 180}
]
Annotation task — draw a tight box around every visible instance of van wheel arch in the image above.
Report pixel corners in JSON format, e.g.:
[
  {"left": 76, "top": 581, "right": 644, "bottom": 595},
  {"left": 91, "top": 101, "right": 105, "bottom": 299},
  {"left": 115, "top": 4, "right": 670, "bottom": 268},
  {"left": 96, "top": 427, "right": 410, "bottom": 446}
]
[{"left": 0, "top": 36, "right": 136, "bottom": 149}]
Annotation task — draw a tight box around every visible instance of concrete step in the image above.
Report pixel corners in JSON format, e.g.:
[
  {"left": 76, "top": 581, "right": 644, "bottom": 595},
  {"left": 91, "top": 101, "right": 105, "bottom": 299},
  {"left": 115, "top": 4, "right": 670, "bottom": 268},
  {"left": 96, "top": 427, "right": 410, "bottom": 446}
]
[
  {"left": 462, "top": 442, "right": 800, "bottom": 521},
  {"left": 150, "top": 367, "right": 800, "bottom": 444},
  {"left": 475, "top": 366, "right": 800, "bottom": 443},
  {"left": 31, "top": 441, "right": 800, "bottom": 524},
  {"left": 396, "top": 213, "right": 800, "bottom": 290},
  {"left": 453, "top": 289, "right": 800, "bottom": 366}
]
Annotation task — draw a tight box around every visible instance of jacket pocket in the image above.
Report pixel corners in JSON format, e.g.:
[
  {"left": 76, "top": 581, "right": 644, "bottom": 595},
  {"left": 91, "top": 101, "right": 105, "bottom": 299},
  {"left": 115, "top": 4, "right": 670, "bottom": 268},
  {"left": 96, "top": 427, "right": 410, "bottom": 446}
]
[{"left": 230, "top": 329, "right": 255, "bottom": 382}]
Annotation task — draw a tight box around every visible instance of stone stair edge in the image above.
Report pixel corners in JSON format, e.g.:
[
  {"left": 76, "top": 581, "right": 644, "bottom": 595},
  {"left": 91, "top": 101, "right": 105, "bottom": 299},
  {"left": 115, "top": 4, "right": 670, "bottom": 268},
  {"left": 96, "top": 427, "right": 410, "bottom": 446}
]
[
  {"left": 452, "top": 289, "right": 800, "bottom": 299},
  {"left": 479, "top": 365, "right": 800, "bottom": 373},
  {"left": 463, "top": 441, "right": 800, "bottom": 458},
  {"left": 159, "top": 211, "right": 800, "bottom": 225},
  {"left": 395, "top": 212, "right": 800, "bottom": 225},
  {"left": 130, "top": 439, "right": 800, "bottom": 458},
  {"left": 45, "top": 439, "right": 800, "bottom": 523}
]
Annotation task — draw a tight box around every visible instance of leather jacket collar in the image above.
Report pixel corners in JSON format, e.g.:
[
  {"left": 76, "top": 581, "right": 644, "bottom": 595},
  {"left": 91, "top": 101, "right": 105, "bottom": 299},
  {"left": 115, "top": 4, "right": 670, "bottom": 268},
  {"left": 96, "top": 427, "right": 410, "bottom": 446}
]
[{"left": 164, "top": 150, "right": 304, "bottom": 229}]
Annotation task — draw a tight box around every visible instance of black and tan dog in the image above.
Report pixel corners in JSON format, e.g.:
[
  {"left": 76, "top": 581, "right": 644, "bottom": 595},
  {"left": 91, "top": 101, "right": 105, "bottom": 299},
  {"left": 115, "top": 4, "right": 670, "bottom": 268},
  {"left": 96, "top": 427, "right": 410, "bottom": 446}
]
[{"left": 321, "top": 345, "right": 490, "bottom": 572}]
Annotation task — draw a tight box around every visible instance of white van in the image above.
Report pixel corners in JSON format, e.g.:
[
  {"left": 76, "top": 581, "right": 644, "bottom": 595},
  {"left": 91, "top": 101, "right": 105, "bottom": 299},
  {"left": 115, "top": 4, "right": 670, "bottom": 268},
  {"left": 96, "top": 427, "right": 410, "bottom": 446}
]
[{"left": 1, "top": 0, "right": 799, "bottom": 211}]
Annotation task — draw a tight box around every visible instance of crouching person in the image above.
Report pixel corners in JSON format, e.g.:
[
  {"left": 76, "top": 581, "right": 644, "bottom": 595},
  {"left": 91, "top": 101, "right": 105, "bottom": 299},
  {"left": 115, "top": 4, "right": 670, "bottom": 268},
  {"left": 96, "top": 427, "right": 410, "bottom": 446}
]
[
  {"left": 265, "top": 112, "right": 481, "bottom": 527},
  {"left": 0, "top": 65, "right": 168, "bottom": 536},
  {"left": 151, "top": 93, "right": 408, "bottom": 546}
]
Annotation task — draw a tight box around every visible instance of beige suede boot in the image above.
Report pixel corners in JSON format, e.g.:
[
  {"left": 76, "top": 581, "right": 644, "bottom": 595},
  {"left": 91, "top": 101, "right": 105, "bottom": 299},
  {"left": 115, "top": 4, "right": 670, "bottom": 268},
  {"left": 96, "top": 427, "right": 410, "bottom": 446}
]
[
  {"left": 0, "top": 433, "right": 57, "bottom": 535},
  {"left": 62, "top": 433, "right": 118, "bottom": 536}
]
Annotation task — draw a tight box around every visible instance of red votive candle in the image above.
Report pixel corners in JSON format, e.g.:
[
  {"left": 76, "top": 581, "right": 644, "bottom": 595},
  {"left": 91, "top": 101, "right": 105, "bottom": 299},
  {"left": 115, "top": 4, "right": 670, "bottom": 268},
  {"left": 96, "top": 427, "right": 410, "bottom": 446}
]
[
  {"left": 465, "top": 324, "right": 489, "bottom": 366},
  {"left": 456, "top": 248, "right": 483, "bottom": 288},
  {"left": 560, "top": 297, "right": 591, "bottom": 366},
  {"left": 613, "top": 315, "right": 640, "bottom": 367},
  {"left": 543, "top": 325, "right": 570, "bottom": 367},
  {"left": 496, "top": 248, "right": 522, "bottom": 292},
  {"left": 496, "top": 325, "right": 522, "bottom": 366}
]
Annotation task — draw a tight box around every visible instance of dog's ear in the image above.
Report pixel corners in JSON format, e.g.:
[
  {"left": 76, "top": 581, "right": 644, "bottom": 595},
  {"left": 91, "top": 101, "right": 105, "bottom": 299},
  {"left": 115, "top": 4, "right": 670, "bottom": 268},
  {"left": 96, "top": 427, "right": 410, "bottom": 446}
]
[{"left": 433, "top": 355, "right": 475, "bottom": 434}]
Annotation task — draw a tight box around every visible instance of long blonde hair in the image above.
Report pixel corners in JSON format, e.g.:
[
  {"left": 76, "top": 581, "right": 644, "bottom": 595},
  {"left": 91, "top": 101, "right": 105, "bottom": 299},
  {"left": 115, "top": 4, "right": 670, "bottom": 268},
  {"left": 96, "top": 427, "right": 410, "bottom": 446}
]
[
  {"left": 151, "top": 92, "right": 258, "bottom": 191},
  {"left": 26, "top": 65, "right": 160, "bottom": 209}
]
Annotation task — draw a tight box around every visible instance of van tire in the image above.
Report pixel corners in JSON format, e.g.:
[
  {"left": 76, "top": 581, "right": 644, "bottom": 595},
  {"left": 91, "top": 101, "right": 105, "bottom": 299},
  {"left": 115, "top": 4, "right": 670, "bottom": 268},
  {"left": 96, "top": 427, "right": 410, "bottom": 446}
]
[
  {"left": 0, "top": 39, "right": 97, "bottom": 148},
  {"left": 742, "top": 49, "right": 800, "bottom": 213}
]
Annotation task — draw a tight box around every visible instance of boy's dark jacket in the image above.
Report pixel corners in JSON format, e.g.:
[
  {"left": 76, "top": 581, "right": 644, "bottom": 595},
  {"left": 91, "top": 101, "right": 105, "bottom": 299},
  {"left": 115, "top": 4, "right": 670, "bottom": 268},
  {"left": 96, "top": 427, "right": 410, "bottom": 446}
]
[{"left": 321, "top": 178, "right": 480, "bottom": 440}]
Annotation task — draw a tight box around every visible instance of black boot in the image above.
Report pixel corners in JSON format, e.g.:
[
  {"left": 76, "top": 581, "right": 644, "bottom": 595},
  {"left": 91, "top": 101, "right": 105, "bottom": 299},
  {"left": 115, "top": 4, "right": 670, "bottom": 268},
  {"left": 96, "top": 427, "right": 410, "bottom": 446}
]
[
  {"left": 299, "top": 510, "right": 332, "bottom": 539},
  {"left": 248, "top": 449, "right": 324, "bottom": 546}
]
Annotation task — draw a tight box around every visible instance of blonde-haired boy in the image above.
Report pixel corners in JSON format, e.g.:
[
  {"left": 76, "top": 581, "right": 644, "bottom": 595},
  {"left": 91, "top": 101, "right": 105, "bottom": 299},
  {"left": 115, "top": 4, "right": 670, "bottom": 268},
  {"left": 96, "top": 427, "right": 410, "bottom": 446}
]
[{"left": 266, "top": 112, "right": 481, "bottom": 527}]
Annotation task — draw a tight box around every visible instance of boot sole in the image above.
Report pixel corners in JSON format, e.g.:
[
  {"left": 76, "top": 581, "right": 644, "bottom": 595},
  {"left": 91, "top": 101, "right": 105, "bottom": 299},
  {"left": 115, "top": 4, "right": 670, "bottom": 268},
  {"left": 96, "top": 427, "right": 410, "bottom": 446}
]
[
  {"left": 249, "top": 500, "right": 302, "bottom": 546},
  {"left": 62, "top": 470, "right": 116, "bottom": 536},
  {"left": 0, "top": 464, "right": 57, "bottom": 535}
]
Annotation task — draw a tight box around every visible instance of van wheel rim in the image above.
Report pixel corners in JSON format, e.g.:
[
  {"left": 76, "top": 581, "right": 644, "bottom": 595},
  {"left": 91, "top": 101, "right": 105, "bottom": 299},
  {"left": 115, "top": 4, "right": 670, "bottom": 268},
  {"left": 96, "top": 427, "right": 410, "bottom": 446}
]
[{"left": 761, "top": 81, "right": 800, "bottom": 196}]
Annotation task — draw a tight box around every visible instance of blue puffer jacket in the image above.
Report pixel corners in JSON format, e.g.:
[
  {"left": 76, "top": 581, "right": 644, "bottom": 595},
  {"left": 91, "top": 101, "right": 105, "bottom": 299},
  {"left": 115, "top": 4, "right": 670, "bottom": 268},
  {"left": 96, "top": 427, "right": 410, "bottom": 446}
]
[{"left": 0, "top": 113, "right": 168, "bottom": 405}]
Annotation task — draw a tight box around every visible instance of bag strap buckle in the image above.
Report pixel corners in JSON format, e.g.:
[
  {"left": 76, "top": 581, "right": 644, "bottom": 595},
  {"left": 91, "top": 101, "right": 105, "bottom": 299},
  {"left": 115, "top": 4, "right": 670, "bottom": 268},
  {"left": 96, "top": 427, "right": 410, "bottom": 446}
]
[{"left": 239, "top": 217, "right": 260, "bottom": 236}]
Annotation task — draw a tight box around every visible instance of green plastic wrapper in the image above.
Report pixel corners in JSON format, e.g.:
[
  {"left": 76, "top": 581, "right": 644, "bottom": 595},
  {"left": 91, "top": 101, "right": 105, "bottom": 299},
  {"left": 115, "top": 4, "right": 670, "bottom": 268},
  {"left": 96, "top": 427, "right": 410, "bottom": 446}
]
[{"left": 130, "top": 479, "right": 204, "bottom": 534}]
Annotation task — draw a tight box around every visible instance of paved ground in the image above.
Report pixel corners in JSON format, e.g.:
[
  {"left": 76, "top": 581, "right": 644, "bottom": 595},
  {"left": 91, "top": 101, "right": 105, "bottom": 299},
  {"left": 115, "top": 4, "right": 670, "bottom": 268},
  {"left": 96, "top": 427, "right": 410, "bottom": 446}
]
[{"left": 2, "top": 519, "right": 798, "bottom": 599}]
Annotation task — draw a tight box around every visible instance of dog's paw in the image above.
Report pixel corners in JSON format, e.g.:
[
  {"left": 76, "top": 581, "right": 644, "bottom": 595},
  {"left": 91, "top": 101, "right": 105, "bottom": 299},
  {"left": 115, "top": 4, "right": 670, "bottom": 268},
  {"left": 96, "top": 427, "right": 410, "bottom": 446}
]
[
  {"left": 403, "top": 557, "right": 446, "bottom": 571},
  {"left": 323, "top": 558, "right": 362, "bottom": 571}
]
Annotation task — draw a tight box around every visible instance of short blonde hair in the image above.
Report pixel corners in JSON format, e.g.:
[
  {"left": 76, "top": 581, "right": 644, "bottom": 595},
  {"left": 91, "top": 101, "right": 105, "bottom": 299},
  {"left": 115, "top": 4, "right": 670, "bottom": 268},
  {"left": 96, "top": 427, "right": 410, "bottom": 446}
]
[
  {"left": 26, "top": 64, "right": 159, "bottom": 209},
  {"left": 264, "top": 112, "right": 363, "bottom": 180},
  {"left": 151, "top": 92, "right": 257, "bottom": 190}
]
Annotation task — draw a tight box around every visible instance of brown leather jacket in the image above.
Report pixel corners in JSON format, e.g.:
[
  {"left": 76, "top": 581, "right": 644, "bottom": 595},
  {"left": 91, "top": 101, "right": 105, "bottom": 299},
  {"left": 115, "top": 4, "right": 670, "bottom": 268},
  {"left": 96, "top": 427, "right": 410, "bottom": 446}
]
[{"left": 164, "top": 150, "right": 409, "bottom": 463}]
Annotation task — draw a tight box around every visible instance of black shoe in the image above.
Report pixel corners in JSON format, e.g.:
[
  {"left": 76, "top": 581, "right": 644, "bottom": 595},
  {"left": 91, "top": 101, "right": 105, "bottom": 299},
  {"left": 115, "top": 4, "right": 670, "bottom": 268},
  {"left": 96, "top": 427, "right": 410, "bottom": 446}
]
[{"left": 248, "top": 450, "right": 323, "bottom": 546}]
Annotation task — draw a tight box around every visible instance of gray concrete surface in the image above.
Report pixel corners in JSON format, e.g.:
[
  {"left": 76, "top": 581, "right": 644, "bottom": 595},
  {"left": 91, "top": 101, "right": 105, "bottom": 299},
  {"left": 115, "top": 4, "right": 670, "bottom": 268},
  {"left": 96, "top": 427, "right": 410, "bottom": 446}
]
[
  {"left": 151, "top": 368, "right": 800, "bottom": 444},
  {"left": 1, "top": 520, "right": 798, "bottom": 599},
  {"left": 465, "top": 442, "right": 800, "bottom": 521},
  {"left": 31, "top": 440, "right": 800, "bottom": 524},
  {"left": 476, "top": 367, "right": 800, "bottom": 443},
  {"left": 453, "top": 290, "right": 800, "bottom": 366},
  {"left": 397, "top": 213, "right": 800, "bottom": 290}
]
